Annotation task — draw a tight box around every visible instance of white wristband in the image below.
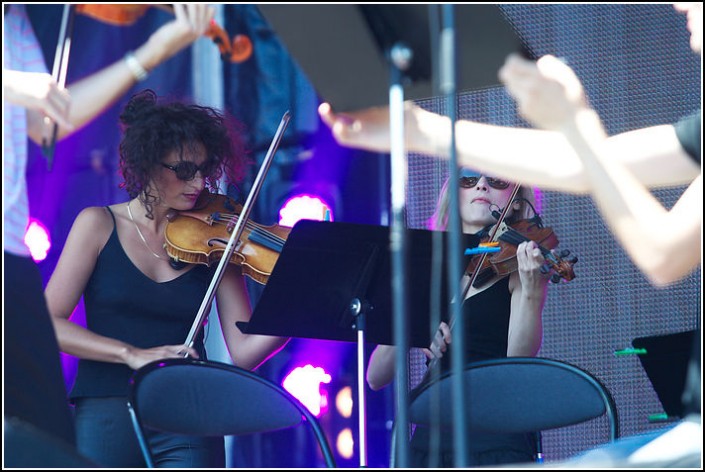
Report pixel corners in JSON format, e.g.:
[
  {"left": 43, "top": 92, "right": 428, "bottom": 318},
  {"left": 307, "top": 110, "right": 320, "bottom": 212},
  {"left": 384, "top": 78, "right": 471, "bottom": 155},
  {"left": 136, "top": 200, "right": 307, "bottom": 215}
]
[{"left": 124, "top": 51, "right": 149, "bottom": 82}]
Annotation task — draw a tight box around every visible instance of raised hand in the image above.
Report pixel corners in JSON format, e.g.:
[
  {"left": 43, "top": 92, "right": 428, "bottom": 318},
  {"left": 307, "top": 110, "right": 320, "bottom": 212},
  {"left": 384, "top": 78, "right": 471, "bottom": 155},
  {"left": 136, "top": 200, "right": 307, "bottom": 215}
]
[{"left": 499, "top": 53, "right": 589, "bottom": 131}]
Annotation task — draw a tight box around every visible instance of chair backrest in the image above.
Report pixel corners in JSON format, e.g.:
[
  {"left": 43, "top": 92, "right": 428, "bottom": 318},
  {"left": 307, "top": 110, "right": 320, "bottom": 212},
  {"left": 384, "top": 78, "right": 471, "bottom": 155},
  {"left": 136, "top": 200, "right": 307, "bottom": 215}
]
[
  {"left": 392, "top": 357, "right": 619, "bottom": 466},
  {"left": 127, "top": 358, "right": 336, "bottom": 467}
]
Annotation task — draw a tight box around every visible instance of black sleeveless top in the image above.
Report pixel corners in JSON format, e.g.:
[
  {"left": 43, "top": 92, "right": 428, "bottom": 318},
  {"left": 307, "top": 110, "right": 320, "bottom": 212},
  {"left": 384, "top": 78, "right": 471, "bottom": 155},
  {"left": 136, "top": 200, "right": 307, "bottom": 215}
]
[
  {"left": 435, "top": 276, "right": 512, "bottom": 374},
  {"left": 70, "top": 207, "right": 217, "bottom": 399}
]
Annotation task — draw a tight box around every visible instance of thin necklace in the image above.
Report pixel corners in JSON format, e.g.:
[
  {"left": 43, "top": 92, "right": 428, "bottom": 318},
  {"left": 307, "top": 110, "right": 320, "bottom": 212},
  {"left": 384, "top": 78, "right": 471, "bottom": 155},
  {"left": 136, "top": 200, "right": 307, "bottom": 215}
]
[{"left": 126, "top": 201, "right": 166, "bottom": 260}]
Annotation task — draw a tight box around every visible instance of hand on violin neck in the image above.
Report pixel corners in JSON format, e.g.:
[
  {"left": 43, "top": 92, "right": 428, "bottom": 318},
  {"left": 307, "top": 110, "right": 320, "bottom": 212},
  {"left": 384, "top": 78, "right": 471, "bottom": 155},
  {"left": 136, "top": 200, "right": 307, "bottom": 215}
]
[
  {"left": 515, "top": 240, "right": 550, "bottom": 288},
  {"left": 422, "top": 322, "right": 452, "bottom": 361}
]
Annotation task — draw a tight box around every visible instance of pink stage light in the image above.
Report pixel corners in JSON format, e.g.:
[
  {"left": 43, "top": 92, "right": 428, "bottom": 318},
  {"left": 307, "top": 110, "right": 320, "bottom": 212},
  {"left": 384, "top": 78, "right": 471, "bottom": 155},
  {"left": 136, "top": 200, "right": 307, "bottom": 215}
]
[
  {"left": 282, "top": 364, "right": 332, "bottom": 417},
  {"left": 24, "top": 218, "right": 51, "bottom": 262},
  {"left": 278, "top": 194, "right": 333, "bottom": 228}
]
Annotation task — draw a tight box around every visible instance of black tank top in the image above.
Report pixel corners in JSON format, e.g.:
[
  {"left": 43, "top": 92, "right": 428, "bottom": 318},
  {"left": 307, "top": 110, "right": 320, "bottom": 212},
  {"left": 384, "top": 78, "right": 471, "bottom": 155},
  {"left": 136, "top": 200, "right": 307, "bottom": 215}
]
[
  {"left": 70, "top": 207, "right": 216, "bottom": 399},
  {"left": 436, "top": 276, "right": 512, "bottom": 374}
]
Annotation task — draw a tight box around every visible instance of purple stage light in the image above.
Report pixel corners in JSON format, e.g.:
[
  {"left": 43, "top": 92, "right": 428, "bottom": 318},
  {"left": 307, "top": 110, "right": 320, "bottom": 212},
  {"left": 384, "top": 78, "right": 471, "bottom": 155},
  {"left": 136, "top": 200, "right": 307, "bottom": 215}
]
[
  {"left": 282, "top": 364, "right": 332, "bottom": 417},
  {"left": 24, "top": 218, "right": 51, "bottom": 262},
  {"left": 279, "top": 194, "right": 334, "bottom": 227}
]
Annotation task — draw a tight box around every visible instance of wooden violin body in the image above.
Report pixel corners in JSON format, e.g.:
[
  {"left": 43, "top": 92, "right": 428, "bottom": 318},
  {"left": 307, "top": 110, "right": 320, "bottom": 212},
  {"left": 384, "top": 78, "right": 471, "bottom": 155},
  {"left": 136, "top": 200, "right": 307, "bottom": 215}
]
[
  {"left": 75, "top": 4, "right": 253, "bottom": 63},
  {"left": 164, "top": 192, "right": 290, "bottom": 284},
  {"left": 466, "top": 217, "right": 577, "bottom": 287}
]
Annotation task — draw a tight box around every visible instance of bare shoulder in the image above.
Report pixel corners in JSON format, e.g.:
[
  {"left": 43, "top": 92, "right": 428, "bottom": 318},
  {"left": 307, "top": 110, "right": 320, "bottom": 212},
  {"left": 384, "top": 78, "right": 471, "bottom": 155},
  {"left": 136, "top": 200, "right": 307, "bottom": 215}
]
[{"left": 69, "top": 206, "right": 116, "bottom": 246}]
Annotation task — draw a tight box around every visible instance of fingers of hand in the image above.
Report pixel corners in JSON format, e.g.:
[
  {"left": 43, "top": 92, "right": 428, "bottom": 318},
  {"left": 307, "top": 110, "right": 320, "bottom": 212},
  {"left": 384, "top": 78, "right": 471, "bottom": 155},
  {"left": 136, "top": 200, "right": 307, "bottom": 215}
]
[
  {"left": 438, "top": 322, "right": 451, "bottom": 343},
  {"left": 430, "top": 343, "right": 444, "bottom": 359},
  {"left": 172, "top": 4, "right": 209, "bottom": 36},
  {"left": 173, "top": 345, "right": 198, "bottom": 358},
  {"left": 429, "top": 329, "right": 448, "bottom": 359},
  {"left": 43, "top": 88, "right": 73, "bottom": 131},
  {"left": 517, "top": 241, "right": 543, "bottom": 271}
]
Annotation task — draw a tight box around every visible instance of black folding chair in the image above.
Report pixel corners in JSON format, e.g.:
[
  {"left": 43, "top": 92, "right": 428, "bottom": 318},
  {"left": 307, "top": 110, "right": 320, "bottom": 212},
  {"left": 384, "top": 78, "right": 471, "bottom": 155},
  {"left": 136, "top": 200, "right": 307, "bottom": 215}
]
[
  {"left": 127, "top": 358, "right": 336, "bottom": 468},
  {"left": 391, "top": 357, "right": 619, "bottom": 466}
]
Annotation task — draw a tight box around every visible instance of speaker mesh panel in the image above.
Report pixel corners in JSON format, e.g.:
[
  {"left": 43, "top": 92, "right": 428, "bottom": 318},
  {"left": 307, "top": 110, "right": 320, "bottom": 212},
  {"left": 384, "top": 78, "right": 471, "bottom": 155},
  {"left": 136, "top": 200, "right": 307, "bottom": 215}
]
[{"left": 405, "top": 4, "right": 701, "bottom": 461}]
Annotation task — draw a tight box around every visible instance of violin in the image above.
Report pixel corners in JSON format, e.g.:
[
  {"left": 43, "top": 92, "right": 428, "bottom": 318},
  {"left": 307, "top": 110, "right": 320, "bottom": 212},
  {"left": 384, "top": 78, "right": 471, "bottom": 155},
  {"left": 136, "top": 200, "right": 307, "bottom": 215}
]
[
  {"left": 75, "top": 4, "right": 253, "bottom": 63},
  {"left": 466, "top": 216, "right": 577, "bottom": 287},
  {"left": 164, "top": 191, "right": 291, "bottom": 285}
]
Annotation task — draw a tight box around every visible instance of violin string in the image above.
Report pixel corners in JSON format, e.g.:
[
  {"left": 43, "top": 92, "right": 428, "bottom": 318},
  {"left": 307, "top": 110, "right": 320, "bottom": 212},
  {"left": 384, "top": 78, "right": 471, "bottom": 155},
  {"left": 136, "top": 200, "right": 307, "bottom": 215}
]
[
  {"left": 501, "top": 229, "right": 552, "bottom": 257},
  {"left": 502, "top": 228, "right": 566, "bottom": 271},
  {"left": 212, "top": 213, "right": 287, "bottom": 246},
  {"left": 127, "top": 201, "right": 167, "bottom": 260},
  {"left": 214, "top": 219, "right": 286, "bottom": 248}
]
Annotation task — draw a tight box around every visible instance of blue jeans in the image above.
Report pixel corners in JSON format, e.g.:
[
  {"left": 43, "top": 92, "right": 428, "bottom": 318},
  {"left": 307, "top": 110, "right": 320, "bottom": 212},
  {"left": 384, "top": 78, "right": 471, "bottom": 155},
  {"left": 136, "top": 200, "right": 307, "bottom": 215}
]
[{"left": 74, "top": 397, "right": 224, "bottom": 468}]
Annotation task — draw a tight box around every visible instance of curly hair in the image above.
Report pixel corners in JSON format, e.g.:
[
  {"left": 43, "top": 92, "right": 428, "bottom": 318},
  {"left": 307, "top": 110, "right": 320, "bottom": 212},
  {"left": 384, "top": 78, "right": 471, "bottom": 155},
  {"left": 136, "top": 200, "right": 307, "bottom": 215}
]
[{"left": 118, "top": 89, "right": 250, "bottom": 219}]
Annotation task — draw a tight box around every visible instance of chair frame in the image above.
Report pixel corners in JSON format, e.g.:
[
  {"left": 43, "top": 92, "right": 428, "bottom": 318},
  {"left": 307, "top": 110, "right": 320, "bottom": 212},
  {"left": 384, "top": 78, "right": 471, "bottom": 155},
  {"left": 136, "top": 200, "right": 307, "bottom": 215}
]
[
  {"left": 390, "top": 356, "right": 619, "bottom": 466},
  {"left": 126, "top": 358, "right": 336, "bottom": 468}
]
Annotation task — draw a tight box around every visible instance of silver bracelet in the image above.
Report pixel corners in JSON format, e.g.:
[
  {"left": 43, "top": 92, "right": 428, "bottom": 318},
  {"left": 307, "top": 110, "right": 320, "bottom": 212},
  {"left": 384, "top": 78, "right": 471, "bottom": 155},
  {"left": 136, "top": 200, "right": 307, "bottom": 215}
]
[{"left": 124, "top": 51, "right": 149, "bottom": 82}]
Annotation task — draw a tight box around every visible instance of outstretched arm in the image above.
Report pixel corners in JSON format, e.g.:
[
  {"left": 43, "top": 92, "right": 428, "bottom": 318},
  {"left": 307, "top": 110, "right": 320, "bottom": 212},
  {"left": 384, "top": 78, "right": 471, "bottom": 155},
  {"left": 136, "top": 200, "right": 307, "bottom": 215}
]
[
  {"left": 501, "top": 54, "right": 702, "bottom": 286},
  {"left": 319, "top": 101, "right": 592, "bottom": 193},
  {"left": 24, "top": 4, "right": 216, "bottom": 144},
  {"left": 319, "top": 62, "right": 697, "bottom": 193}
]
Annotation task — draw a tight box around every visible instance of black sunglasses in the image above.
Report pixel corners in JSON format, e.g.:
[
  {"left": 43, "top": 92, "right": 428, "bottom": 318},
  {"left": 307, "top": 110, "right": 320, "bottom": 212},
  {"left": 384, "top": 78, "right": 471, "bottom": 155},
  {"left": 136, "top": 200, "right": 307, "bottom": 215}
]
[
  {"left": 459, "top": 175, "right": 511, "bottom": 190},
  {"left": 162, "top": 161, "right": 213, "bottom": 181}
]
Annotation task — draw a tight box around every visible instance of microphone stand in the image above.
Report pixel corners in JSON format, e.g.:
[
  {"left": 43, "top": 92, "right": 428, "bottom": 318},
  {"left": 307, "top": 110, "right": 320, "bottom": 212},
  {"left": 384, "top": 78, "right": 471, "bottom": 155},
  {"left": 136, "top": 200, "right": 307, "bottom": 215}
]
[{"left": 389, "top": 42, "right": 412, "bottom": 469}]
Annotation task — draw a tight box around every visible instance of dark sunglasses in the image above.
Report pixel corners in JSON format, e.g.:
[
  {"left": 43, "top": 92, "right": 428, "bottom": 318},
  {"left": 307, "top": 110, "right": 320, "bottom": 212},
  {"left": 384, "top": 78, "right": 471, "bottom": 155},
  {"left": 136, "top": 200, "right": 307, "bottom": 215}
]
[
  {"left": 459, "top": 175, "right": 511, "bottom": 190},
  {"left": 162, "top": 161, "right": 213, "bottom": 181}
]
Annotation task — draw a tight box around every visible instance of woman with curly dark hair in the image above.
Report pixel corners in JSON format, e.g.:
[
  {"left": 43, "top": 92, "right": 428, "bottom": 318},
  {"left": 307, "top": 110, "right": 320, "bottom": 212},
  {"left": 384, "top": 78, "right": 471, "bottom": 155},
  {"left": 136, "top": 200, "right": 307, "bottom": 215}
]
[{"left": 44, "top": 90, "right": 289, "bottom": 468}]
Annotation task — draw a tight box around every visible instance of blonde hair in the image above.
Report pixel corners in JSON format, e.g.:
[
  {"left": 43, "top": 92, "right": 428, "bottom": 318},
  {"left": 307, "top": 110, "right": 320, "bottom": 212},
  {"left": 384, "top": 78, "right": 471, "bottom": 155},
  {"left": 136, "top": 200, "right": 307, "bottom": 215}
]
[{"left": 428, "top": 177, "right": 540, "bottom": 231}]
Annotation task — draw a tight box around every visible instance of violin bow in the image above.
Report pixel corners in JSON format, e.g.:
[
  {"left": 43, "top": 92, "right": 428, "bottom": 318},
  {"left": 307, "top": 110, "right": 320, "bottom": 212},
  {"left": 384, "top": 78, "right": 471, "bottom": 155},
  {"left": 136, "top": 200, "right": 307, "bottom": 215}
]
[
  {"left": 182, "top": 111, "right": 291, "bottom": 351},
  {"left": 42, "top": 4, "right": 76, "bottom": 171}
]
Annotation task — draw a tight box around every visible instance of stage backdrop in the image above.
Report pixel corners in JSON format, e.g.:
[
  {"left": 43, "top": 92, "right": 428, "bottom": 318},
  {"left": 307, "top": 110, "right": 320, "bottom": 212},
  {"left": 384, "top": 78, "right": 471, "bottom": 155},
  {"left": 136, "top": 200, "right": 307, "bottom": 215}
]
[{"left": 403, "top": 4, "right": 701, "bottom": 462}]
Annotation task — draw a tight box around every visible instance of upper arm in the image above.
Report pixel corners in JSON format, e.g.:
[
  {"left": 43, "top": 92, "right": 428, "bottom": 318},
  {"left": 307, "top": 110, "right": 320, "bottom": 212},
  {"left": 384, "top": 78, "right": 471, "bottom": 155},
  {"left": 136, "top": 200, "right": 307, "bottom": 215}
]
[
  {"left": 647, "top": 174, "right": 702, "bottom": 286},
  {"left": 45, "top": 207, "right": 112, "bottom": 320},
  {"left": 606, "top": 125, "right": 700, "bottom": 188},
  {"left": 367, "top": 344, "right": 397, "bottom": 391}
]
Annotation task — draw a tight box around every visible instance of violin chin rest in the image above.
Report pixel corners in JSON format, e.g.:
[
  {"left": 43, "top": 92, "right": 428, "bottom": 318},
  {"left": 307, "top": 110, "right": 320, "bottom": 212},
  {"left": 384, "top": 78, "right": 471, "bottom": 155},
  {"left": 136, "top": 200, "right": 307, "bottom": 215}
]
[{"left": 169, "top": 258, "right": 188, "bottom": 271}]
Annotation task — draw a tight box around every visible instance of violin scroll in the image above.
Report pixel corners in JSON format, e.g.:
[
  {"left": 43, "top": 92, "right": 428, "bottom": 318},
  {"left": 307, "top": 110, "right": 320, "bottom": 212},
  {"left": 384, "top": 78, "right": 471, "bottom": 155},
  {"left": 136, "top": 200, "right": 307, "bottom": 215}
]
[{"left": 541, "top": 248, "right": 578, "bottom": 284}]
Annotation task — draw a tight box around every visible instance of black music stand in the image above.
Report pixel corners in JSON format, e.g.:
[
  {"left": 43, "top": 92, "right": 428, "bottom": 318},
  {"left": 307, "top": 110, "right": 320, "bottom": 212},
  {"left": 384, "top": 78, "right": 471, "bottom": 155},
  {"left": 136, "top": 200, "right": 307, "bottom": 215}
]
[
  {"left": 237, "top": 220, "right": 480, "bottom": 465},
  {"left": 632, "top": 330, "right": 697, "bottom": 421},
  {"left": 238, "top": 220, "right": 479, "bottom": 348}
]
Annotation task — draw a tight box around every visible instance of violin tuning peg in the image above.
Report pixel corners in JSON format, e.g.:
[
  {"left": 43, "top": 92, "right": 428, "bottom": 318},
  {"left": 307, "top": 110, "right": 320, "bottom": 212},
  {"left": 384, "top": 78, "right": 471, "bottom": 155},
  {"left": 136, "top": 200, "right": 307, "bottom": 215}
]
[
  {"left": 550, "top": 273, "right": 562, "bottom": 284},
  {"left": 567, "top": 255, "right": 578, "bottom": 264},
  {"left": 559, "top": 249, "right": 571, "bottom": 258}
]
